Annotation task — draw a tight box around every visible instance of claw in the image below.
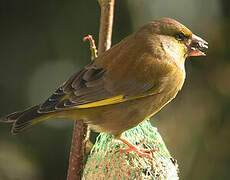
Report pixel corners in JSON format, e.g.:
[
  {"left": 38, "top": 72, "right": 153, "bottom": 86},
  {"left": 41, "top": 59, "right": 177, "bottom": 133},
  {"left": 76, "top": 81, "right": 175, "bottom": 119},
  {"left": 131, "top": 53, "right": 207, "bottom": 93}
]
[{"left": 119, "top": 138, "right": 157, "bottom": 159}]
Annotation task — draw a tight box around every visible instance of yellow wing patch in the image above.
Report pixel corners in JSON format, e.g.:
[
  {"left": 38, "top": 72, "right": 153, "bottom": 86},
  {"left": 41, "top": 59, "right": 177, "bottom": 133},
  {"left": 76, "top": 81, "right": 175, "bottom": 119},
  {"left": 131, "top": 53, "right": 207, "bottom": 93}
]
[
  {"left": 75, "top": 89, "right": 160, "bottom": 109},
  {"left": 76, "top": 95, "right": 125, "bottom": 108}
]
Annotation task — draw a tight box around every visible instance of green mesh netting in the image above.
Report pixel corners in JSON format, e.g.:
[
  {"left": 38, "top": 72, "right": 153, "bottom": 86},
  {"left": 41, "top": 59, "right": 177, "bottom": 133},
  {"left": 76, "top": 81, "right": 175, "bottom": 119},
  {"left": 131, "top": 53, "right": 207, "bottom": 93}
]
[{"left": 83, "top": 120, "right": 179, "bottom": 179}]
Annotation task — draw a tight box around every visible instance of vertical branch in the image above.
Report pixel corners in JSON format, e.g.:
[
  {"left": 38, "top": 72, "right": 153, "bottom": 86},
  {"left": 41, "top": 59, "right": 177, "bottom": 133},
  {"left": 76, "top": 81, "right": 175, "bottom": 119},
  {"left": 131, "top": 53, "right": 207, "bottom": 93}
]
[
  {"left": 67, "top": 0, "right": 115, "bottom": 180},
  {"left": 98, "top": 0, "right": 115, "bottom": 54},
  {"left": 67, "top": 121, "right": 88, "bottom": 180}
]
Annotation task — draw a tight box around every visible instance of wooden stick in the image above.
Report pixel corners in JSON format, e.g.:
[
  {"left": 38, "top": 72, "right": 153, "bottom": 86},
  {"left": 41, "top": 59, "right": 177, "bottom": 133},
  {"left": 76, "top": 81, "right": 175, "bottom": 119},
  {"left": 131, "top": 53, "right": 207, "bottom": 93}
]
[
  {"left": 98, "top": 0, "right": 115, "bottom": 54},
  {"left": 67, "top": 0, "right": 115, "bottom": 179},
  {"left": 67, "top": 121, "right": 88, "bottom": 180}
]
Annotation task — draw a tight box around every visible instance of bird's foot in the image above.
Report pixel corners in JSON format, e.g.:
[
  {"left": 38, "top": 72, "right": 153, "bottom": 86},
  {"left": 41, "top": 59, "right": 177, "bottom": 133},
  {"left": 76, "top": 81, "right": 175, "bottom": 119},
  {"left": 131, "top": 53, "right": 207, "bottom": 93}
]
[{"left": 119, "top": 138, "right": 157, "bottom": 159}]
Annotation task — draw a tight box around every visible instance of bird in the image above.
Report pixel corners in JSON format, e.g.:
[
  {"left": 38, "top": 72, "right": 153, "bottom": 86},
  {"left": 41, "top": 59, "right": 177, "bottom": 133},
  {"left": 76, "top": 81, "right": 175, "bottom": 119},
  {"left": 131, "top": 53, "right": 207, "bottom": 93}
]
[{"left": 0, "top": 18, "right": 208, "bottom": 158}]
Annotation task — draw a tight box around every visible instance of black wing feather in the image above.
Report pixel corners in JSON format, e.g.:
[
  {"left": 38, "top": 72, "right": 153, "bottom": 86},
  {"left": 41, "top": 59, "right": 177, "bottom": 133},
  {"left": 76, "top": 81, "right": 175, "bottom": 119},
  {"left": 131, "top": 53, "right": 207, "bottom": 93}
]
[{"left": 38, "top": 65, "right": 112, "bottom": 112}]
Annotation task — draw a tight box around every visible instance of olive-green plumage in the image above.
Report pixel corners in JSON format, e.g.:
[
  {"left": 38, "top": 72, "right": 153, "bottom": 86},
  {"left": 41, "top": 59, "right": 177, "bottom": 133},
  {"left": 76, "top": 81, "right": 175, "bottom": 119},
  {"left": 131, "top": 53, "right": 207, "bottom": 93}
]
[{"left": 1, "top": 18, "right": 208, "bottom": 140}]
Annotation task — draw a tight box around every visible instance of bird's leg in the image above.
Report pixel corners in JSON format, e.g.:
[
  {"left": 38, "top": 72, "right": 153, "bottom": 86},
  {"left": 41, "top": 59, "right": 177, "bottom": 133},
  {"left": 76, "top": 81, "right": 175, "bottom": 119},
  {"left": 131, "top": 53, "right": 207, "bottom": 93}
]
[{"left": 119, "top": 138, "right": 157, "bottom": 159}]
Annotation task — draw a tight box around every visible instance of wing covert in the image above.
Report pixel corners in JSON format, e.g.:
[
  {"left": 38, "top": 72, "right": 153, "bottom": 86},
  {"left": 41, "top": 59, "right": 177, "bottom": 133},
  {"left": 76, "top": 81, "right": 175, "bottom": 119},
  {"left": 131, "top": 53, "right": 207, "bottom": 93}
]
[{"left": 38, "top": 53, "right": 167, "bottom": 112}]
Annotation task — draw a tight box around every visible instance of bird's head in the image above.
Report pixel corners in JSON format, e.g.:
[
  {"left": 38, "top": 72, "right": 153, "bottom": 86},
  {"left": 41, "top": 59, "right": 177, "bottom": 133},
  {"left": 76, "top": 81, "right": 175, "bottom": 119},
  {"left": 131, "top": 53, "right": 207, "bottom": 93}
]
[{"left": 138, "top": 18, "right": 208, "bottom": 66}]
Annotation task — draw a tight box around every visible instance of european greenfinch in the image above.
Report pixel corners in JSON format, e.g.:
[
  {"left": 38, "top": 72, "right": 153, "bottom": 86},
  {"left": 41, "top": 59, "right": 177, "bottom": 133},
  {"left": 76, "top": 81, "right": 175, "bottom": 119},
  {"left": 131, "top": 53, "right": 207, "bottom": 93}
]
[{"left": 1, "top": 18, "right": 208, "bottom": 157}]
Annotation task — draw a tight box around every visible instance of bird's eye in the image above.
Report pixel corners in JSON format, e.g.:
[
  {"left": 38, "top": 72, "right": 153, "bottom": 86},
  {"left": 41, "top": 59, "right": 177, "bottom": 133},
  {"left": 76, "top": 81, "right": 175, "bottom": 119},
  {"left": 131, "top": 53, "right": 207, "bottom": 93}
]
[{"left": 174, "top": 33, "right": 186, "bottom": 41}]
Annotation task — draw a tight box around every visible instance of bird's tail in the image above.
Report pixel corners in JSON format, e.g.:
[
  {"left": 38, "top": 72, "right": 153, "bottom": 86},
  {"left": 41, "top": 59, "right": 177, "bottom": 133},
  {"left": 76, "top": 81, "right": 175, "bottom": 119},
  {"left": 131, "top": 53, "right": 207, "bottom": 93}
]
[{"left": 0, "top": 105, "right": 51, "bottom": 134}]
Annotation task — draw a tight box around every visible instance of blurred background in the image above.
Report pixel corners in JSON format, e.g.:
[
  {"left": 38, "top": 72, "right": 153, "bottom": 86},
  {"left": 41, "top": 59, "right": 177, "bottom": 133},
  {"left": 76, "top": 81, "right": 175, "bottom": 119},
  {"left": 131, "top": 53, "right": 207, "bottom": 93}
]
[{"left": 0, "top": 0, "right": 229, "bottom": 179}]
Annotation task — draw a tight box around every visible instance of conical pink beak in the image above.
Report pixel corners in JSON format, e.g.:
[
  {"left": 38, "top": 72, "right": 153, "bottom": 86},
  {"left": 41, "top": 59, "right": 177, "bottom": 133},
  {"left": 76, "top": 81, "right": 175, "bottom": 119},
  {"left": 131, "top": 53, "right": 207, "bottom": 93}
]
[{"left": 187, "top": 34, "right": 208, "bottom": 57}]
